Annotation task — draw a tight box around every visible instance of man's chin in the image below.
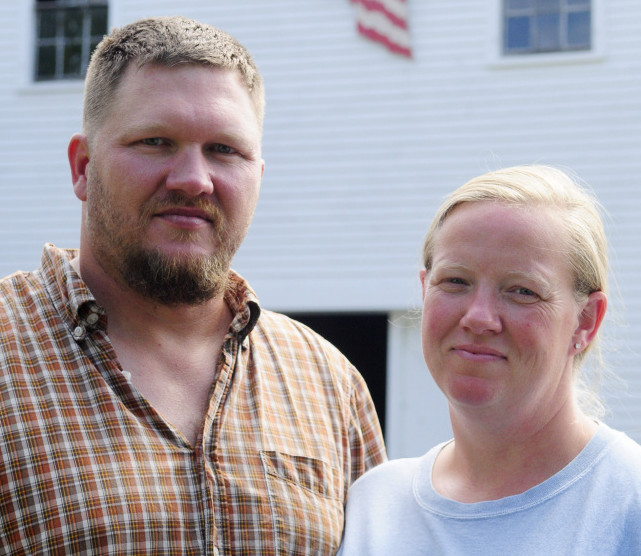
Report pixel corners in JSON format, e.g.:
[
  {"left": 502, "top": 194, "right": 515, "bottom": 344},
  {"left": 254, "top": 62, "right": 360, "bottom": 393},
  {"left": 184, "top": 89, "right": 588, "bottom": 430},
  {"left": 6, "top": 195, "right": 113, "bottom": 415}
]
[{"left": 121, "top": 248, "right": 231, "bottom": 306}]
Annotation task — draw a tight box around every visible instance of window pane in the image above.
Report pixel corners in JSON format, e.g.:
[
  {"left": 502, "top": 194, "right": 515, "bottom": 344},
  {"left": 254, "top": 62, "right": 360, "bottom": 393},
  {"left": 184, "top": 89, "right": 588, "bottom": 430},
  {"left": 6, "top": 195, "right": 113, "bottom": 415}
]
[
  {"left": 537, "top": 13, "right": 560, "bottom": 50},
  {"left": 507, "top": 0, "right": 533, "bottom": 9},
  {"left": 38, "top": 11, "right": 58, "bottom": 39},
  {"left": 63, "top": 43, "right": 82, "bottom": 76},
  {"left": 506, "top": 16, "right": 531, "bottom": 50},
  {"left": 502, "top": 0, "right": 591, "bottom": 55},
  {"left": 536, "top": 0, "right": 559, "bottom": 12},
  {"left": 63, "top": 8, "right": 83, "bottom": 39},
  {"left": 568, "top": 11, "right": 591, "bottom": 48},
  {"left": 37, "top": 45, "right": 56, "bottom": 79},
  {"left": 90, "top": 7, "right": 108, "bottom": 36}
]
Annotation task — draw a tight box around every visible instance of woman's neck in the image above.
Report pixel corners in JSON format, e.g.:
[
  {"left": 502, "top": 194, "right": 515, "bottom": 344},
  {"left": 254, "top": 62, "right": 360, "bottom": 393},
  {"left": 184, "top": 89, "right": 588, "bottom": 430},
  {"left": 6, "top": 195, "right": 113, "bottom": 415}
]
[{"left": 433, "top": 405, "right": 597, "bottom": 503}]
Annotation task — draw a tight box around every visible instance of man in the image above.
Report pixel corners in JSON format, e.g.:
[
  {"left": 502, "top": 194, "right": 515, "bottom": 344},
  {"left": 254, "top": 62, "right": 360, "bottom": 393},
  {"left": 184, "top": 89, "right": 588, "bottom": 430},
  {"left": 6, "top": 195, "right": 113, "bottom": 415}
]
[{"left": 0, "top": 16, "right": 386, "bottom": 555}]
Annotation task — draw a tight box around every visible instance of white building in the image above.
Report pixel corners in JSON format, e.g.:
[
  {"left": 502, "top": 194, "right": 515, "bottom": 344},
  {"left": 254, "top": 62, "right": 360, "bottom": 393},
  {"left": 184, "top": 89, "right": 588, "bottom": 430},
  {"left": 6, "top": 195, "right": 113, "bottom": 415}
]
[{"left": 1, "top": 0, "right": 640, "bottom": 458}]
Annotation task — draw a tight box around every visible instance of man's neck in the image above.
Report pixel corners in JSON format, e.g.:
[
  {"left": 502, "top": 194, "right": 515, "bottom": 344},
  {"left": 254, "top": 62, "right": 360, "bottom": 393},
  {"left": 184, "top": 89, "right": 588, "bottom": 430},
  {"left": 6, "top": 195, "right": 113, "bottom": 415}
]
[
  {"left": 71, "top": 252, "right": 235, "bottom": 446},
  {"left": 71, "top": 251, "right": 231, "bottom": 340}
]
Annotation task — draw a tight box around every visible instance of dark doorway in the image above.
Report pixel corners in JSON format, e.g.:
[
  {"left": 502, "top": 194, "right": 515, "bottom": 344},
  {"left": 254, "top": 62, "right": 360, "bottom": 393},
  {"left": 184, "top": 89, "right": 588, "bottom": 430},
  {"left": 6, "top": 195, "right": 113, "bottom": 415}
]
[{"left": 286, "top": 312, "right": 388, "bottom": 436}]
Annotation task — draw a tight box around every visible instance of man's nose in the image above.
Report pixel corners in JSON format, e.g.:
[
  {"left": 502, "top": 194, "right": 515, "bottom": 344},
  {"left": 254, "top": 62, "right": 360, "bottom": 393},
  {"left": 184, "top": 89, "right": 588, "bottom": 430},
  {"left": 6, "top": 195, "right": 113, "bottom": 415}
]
[{"left": 165, "top": 147, "right": 214, "bottom": 196}]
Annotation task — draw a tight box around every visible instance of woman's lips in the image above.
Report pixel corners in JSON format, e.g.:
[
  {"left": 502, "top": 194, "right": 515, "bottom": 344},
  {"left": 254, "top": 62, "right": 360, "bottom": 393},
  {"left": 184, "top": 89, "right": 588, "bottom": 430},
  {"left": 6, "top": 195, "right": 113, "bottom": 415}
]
[{"left": 452, "top": 344, "right": 507, "bottom": 362}]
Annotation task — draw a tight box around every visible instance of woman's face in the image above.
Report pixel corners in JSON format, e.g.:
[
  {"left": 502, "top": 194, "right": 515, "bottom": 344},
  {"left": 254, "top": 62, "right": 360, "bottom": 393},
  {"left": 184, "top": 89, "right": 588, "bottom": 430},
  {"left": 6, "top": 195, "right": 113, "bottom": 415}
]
[{"left": 420, "top": 201, "right": 587, "bottom": 423}]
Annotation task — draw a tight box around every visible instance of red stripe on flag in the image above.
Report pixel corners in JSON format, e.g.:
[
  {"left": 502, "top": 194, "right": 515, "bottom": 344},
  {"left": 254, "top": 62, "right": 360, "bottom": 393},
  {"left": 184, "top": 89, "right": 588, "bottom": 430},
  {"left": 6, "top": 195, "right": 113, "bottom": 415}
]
[
  {"left": 357, "top": 0, "right": 408, "bottom": 30},
  {"left": 351, "top": 0, "right": 412, "bottom": 58},
  {"left": 356, "top": 23, "right": 412, "bottom": 58}
]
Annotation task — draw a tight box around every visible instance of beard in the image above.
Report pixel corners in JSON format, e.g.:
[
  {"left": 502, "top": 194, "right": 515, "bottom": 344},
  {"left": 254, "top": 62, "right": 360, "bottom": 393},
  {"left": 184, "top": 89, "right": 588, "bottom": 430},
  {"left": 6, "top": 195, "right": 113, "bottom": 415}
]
[
  {"left": 86, "top": 174, "right": 240, "bottom": 306},
  {"left": 119, "top": 239, "right": 233, "bottom": 306}
]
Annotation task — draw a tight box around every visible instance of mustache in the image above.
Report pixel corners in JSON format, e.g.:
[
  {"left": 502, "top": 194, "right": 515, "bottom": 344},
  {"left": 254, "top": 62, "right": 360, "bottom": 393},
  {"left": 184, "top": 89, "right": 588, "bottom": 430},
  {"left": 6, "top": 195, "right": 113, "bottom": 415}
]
[{"left": 140, "top": 192, "right": 223, "bottom": 223}]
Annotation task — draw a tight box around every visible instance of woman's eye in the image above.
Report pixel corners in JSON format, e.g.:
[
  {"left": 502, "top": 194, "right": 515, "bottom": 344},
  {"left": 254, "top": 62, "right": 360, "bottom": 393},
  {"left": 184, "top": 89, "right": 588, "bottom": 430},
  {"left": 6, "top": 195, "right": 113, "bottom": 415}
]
[
  {"left": 437, "top": 277, "right": 468, "bottom": 291},
  {"left": 514, "top": 287, "right": 535, "bottom": 296},
  {"left": 509, "top": 286, "right": 540, "bottom": 303}
]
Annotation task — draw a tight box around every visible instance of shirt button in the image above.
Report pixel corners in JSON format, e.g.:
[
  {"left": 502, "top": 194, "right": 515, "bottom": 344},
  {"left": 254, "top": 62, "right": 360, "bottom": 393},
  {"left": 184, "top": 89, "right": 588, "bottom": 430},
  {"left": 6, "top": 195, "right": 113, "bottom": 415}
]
[
  {"left": 86, "top": 313, "right": 100, "bottom": 325},
  {"left": 72, "top": 325, "right": 86, "bottom": 340}
]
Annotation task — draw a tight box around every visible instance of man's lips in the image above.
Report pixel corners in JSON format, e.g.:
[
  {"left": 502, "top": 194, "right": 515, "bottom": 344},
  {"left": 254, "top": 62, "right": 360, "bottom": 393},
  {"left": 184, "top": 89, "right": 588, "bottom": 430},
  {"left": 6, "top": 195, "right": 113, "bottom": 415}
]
[
  {"left": 154, "top": 207, "right": 214, "bottom": 225},
  {"left": 451, "top": 345, "right": 507, "bottom": 361}
]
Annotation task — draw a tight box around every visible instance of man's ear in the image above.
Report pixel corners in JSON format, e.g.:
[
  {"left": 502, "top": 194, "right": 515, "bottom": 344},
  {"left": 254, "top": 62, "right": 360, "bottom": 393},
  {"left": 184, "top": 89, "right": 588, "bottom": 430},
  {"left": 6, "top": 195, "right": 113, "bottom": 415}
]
[
  {"left": 68, "top": 133, "right": 91, "bottom": 201},
  {"left": 574, "top": 291, "right": 607, "bottom": 348}
]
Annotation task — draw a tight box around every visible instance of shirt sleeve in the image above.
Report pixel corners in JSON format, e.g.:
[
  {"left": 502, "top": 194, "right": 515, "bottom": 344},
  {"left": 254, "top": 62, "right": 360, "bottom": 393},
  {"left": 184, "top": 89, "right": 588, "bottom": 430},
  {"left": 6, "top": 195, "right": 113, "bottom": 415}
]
[{"left": 347, "top": 365, "right": 387, "bottom": 486}]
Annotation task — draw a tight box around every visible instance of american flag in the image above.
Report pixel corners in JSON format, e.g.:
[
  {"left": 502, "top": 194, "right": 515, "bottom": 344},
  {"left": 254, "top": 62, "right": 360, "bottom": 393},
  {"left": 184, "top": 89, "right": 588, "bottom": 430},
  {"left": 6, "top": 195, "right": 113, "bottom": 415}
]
[{"left": 351, "top": 0, "right": 412, "bottom": 58}]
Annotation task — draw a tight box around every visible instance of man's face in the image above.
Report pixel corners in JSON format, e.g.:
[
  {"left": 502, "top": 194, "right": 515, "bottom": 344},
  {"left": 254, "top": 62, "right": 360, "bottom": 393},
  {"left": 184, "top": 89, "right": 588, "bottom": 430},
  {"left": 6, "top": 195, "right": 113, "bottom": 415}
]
[{"left": 79, "top": 63, "right": 264, "bottom": 305}]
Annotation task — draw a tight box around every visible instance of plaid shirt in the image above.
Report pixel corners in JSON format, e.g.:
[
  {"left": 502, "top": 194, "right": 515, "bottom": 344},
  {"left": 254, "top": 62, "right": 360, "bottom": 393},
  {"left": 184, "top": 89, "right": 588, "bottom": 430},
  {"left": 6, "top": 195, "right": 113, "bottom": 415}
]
[{"left": 0, "top": 244, "right": 386, "bottom": 555}]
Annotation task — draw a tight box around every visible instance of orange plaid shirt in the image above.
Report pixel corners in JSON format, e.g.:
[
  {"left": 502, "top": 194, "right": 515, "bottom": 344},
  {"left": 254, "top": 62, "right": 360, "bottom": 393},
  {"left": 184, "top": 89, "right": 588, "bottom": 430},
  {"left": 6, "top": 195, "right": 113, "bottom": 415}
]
[{"left": 0, "top": 244, "right": 386, "bottom": 555}]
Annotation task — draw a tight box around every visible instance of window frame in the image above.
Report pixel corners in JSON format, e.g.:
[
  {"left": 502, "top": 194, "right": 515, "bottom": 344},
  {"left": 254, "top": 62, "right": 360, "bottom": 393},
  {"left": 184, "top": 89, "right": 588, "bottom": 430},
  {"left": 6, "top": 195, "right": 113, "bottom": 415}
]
[
  {"left": 34, "top": 0, "right": 108, "bottom": 82},
  {"left": 487, "top": 0, "right": 605, "bottom": 68},
  {"left": 503, "top": 0, "right": 591, "bottom": 56}
]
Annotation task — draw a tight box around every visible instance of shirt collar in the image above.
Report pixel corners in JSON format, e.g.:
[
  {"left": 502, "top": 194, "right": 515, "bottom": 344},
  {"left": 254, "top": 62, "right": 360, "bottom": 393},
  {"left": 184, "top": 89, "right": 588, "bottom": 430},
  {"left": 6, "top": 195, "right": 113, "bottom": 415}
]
[
  {"left": 224, "top": 270, "right": 261, "bottom": 345},
  {"left": 39, "top": 243, "right": 261, "bottom": 342}
]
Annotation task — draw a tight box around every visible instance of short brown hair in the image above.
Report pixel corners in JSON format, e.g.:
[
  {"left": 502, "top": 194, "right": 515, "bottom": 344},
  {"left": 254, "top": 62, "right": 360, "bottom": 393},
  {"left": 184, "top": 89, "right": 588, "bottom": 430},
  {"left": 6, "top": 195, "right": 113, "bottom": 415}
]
[{"left": 83, "top": 15, "right": 265, "bottom": 137}]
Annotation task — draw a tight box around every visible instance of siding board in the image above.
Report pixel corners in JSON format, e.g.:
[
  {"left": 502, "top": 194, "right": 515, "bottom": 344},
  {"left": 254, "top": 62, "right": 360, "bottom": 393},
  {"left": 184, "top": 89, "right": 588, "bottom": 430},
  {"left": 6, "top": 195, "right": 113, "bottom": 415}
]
[{"left": 1, "top": 0, "right": 640, "bottom": 448}]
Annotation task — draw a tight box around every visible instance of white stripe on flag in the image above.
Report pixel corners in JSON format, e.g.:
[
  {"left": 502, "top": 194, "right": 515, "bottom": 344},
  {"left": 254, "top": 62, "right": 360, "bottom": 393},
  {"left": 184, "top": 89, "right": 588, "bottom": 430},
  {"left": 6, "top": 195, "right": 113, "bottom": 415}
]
[{"left": 352, "top": 0, "right": 412, "bottom": 57}]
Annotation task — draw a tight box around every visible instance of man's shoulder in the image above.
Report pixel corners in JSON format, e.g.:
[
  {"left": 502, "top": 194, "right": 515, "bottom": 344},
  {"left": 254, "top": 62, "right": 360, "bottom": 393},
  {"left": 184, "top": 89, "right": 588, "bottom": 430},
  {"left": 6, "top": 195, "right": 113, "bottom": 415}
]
[
  {"left": 0, "top": 245, "right": 75, "bottom": 294},
  {"left": 0, "top": 244, "right": 78, "bottom": 321},
  {"left": 251, "top": 309, "right": 355, "bottom": 369},
  {"left": 0, "top": 268, "right": 43, "bottom": 306},
  {"left": 255, "top": 309, "right": 338, "bottom": 346}
]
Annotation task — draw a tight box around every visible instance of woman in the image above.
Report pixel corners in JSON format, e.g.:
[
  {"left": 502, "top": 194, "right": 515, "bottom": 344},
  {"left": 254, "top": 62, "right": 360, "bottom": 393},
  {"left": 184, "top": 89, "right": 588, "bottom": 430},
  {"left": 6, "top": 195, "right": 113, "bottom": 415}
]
[{"left": 338, "top": 165, "right": 641, "bottom": 555}]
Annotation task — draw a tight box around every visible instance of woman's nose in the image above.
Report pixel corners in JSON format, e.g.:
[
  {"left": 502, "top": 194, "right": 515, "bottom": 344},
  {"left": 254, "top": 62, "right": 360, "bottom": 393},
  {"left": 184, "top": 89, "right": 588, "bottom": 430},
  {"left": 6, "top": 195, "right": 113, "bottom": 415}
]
[{"left": 459, "top": 288, "right": 502, "bottom": 335}]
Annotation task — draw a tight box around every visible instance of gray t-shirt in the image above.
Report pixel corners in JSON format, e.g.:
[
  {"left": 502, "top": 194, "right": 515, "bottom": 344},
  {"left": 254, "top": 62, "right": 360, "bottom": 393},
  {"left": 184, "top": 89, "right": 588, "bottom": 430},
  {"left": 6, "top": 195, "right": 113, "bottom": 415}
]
[{"left": 338, "top": 423, "right": 641, "bottom": 555}]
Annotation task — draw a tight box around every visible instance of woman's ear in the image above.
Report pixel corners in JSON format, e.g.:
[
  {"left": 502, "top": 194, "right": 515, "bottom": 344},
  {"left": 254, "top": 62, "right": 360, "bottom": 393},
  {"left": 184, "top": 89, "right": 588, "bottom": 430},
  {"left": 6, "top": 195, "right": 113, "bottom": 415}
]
[
  {"left": 420, "top": 269, "right": 428, "bottom": 300},
  {"left": 574, "top": 291, "right": 607, "bottom": 349},
  {"left": 68, "top": 133, "right": 91, "bottom": 201}
]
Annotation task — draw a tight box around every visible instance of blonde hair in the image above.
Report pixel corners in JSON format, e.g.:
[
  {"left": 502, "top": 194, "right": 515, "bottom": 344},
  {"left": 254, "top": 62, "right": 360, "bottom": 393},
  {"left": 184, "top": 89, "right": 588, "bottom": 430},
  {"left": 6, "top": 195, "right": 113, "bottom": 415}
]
[
  {"left": 83, "top": 16, "right": 265, "bottom": 138},
  {"left": 422, "top": 165, "right": 609, "bottom": 416}
]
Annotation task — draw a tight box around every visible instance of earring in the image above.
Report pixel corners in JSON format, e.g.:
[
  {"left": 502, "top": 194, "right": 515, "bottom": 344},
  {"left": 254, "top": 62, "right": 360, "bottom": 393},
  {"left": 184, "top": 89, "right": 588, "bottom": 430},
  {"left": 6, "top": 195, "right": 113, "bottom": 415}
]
[{"left": 574, "top": 342, "right": 581, "bottom": 350}]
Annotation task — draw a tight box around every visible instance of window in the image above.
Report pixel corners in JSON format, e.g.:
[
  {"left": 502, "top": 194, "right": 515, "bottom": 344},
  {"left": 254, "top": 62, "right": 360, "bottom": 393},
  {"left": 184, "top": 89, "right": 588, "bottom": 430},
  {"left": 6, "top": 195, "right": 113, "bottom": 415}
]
[
  {"left": 503, "top": 0, "right": 591, "bottom": 55},
  {"left": 35, "top": 0, "right": 108, "bottom": 81}
]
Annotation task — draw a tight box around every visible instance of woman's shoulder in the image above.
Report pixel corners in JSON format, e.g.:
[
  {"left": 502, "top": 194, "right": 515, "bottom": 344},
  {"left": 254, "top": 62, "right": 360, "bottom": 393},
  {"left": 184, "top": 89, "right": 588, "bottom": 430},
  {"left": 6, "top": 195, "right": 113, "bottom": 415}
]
[
  {"left": 591, "top": 423, "right": 641, "bottom": 487},
  {"left": 597, "top": 423, "right": 641, "bottom": 454},
  {"left": 352, "top": 455, "right": 421, "bottom": 487},
  {"left": 348, "top": 443, "right": 446, "bottom": 497},
  {"left": 339, "top": 449, "right": 444, "bottom": 556}
]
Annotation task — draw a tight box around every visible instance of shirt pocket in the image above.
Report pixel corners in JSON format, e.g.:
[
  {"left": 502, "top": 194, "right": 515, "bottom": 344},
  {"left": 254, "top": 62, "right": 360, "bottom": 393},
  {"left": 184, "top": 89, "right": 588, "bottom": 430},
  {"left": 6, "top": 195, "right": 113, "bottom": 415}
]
[{"left": 260, "top": 450, "right": 344, "bottom": 555}]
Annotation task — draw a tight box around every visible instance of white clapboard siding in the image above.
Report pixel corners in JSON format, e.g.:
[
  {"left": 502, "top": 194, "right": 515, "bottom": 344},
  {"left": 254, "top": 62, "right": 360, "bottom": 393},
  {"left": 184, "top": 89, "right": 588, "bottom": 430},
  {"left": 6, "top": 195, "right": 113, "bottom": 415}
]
[{"left": 0, "top": 0, "right": 640, "bottom": 452}]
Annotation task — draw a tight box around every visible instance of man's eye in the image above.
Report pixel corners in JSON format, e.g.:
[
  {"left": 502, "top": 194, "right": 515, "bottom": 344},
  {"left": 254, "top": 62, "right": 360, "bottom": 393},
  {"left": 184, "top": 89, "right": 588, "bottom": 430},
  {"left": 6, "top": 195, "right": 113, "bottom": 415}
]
[
  {"left": 211, "top": 144, "right": 235, "bottom": 154},
  {"left": 141, "top": 138, "right": 165, "bottom": 146},
  {"left": 441, "top": 277, "right": 467, "bottom": 287}
]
